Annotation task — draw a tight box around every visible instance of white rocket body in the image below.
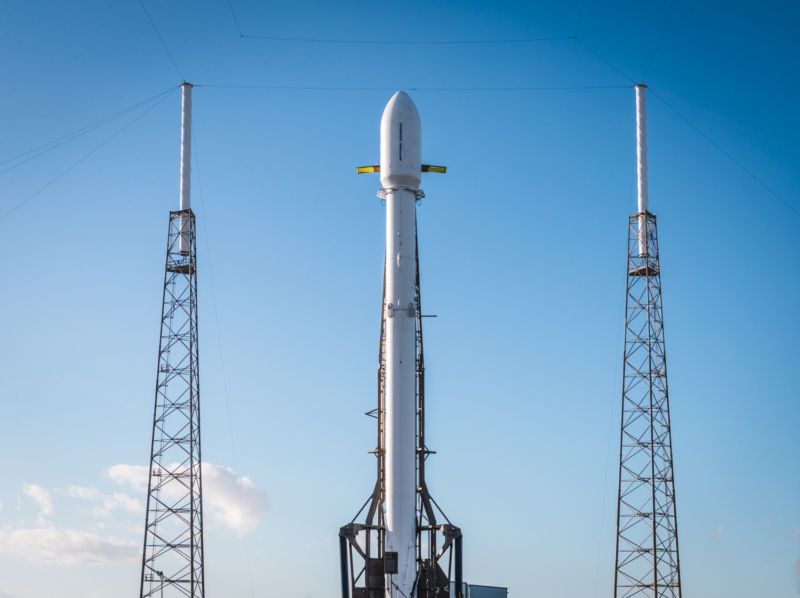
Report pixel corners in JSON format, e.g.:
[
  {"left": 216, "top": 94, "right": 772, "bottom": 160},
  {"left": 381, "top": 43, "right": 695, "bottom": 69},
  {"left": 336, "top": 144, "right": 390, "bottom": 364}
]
[
  {"left": 635, "top": 84, "right": 649, "bottom": 257},
  {"left": 179, "top": 83, "right": 192, "bottom": 255},
  {"left": 380, "top": 91, "right": 421, "bottom": 598}
]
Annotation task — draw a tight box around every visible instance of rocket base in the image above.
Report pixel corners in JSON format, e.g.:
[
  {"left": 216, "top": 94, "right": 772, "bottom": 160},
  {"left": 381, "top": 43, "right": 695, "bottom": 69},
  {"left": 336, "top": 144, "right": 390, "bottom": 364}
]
[{"left": 339, "top": 501, "right": 462, "bottom": 598}]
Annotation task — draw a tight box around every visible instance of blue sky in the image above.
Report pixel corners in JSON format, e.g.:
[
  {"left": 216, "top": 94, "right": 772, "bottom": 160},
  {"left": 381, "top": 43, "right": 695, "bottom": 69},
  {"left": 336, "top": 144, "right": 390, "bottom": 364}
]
[{"left": 0, "top": 1, "right": 797, "bottom": 597}]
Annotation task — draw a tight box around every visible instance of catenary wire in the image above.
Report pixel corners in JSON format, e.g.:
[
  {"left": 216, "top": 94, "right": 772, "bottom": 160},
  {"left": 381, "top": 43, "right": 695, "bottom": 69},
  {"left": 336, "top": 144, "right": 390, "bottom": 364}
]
[
  {"left": 195, "top": 83, "right": 632, "bottom": 91},
  {"left": 592, "top": 173, "right": 636, "bottom": 598},
  {"left": 574, "top": 36, "right": 637, "bottom": 84},
  {"left": 224, "top": 0, "right": 244, "bottom": 37},
  {"left": 241, "top": 33, "right": 577, "bottom": 44},
  {"left": 164, "top": 1, "right": 796, "bottom": 221},
  {"left": 222, "top": 0, "right": 576, "bottom": 44},
  {"left": 0, "top": 85, "right": 176, "bottom": 176},
  {"left": 649, "top": 88, "right": 800, "bottom": 217},
  {"left": 137, "top": 0, "right": 185, "bottom": 80},
  {"left": 644, "top": 0, "right": 677, "bottom": 76},
  {"left": 574, "top": 0, "right": 588, "bottom": 38},
  {"left": 574, "top": 37, "right": 798, "bottom": 218},
  {"left": 190, "top": 130, "right": 257, "bottom": 598},
  {"left": 0, "top": 89, "right": 175, "bottom": 222}
]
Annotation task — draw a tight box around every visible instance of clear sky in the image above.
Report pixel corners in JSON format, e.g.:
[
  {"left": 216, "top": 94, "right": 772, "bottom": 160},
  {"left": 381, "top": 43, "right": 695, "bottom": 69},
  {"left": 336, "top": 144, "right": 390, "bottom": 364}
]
[{"left": 0, "top": 1, "right": 797, "bottom": 597}]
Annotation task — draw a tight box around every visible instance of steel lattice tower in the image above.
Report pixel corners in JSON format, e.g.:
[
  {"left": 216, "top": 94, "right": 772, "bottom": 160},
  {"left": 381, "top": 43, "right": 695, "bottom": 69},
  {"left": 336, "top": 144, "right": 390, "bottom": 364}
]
[
  {"left": 613, "top": 84, "right": 682, "bottom": 598},
  {"left": 139, "top": 83, "right": 205, "bottom": 598}
]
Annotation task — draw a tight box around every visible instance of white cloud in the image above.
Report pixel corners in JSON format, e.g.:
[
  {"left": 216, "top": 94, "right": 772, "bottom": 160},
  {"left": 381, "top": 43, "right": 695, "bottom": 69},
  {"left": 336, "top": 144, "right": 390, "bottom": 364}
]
[
  {"left": 202, "top": 463, "right": 268, "bottom": 536},
  {"left": 0, "top": 499, "right": 4, "bottom": 513},
  {"left": 105, "top": 464, "right": 148, "bottom": 491},
  {"left": 22, "top": 483, "right": 53, "bottom": 515},
  {"left": 66, "top": 485, "right": 103, "bottom": 500},
  {"left": 93, "top": 493, "right": 143, "bottom": 518},
  {"left": 107, "top": 462, "right": 267, "bottom": 536},
  {"left": 0, "top": 526, "right": 138, "bottom": 565},
  {"left": 65, "top": 485, "right": 143, "bottom": 518},
  {"left": 0, "top": 461, "right": 265, "bottom": 572}
]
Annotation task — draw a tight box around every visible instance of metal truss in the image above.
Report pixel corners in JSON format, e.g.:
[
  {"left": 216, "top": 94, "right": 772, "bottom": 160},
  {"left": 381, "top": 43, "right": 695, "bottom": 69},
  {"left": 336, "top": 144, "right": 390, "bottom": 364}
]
[
  {"left": 614, "top": 212, "right": 682, "bottom": 598},
  {"left": 140, "top": 209, "right": 205, "bottom": 598},
  {"left": 340, "top": 230, "right": 463, "bottom": 598}
]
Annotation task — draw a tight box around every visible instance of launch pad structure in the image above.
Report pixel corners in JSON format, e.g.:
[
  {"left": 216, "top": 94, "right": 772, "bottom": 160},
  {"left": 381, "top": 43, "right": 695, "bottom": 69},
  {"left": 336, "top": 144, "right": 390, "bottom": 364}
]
[{"left": 129, "top": 82, "right": 686, "bottom": 598}]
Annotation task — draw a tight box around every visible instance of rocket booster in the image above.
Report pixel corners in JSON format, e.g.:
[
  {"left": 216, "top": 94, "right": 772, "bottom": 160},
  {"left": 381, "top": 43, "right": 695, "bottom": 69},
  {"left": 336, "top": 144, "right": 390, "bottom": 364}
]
[
  {"left": 342, "top": 90, "right": 458, "bottom": 598},
  {"left": 381, "top": 91, "right": 421, "bottom": 598}
]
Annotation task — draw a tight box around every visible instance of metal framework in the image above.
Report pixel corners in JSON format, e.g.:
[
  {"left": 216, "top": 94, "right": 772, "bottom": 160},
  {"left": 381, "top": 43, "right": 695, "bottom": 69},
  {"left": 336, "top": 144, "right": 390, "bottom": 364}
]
[
  {"left": 614, "top": 212, "right": 682, "bottom": 598},
  {"left": 140, "top": 209, "right": 205, "bottom": 598},
  {"left": 340, "top": 229, "right": 463, "bottom": 598}
]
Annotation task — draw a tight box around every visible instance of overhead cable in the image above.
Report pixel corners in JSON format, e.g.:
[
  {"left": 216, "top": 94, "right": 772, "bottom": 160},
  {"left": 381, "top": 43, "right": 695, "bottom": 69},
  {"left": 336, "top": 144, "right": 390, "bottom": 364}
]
[
  {"left": 644, "top": 0, "right": 677, "bottom": 76},
  {"left": 222, "top": 3, "right": 576, "bottom": 46},
  {"left": 240, "top": 33, "right": 577, "bottom": 45},
  {"left": 572, "top": 35, "right": 798, "bottom": 216},
  {"left": 137, "top": 0, "right": 185, "bottom": 80},
  {"left": 574, "top": 36, "right": 637, "bottom": 84},
  {"left": 649, "top": 89, "right": 799, "bottom": 217},
  {"left": 195, "top": 83, "right": 631, "bottom": 91},
  {"left": 224, "top": 0, "right": 244, "bottom": 37},
  {"left": 0, "top": 85, "right": 176, "bottom": 176},
  {"left": 0, "top": 89, "right": 175, "bottom": 222}
]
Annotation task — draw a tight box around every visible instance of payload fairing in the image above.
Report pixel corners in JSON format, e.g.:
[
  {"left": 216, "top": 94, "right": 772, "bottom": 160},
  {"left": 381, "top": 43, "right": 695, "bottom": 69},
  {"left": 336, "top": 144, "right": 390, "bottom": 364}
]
[{"left": 340, "top": 92, "right": 463, "bottom": 598}]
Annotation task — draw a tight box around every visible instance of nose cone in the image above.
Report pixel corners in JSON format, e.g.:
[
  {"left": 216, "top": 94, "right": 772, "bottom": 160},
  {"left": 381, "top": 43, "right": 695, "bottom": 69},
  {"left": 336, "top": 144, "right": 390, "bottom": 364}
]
[{"left": 380, "top": 91, "right": 422, "bottom": 189}]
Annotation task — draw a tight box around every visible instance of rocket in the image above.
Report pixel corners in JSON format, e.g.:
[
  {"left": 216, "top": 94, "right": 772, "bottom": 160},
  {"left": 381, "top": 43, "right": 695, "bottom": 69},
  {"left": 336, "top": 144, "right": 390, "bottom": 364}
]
[
  {"left": 340, "top": 92, "right": 462, "bottom": 598},
  {"left": 380, "top": 90, "right": 424, "bottom": 597}
]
